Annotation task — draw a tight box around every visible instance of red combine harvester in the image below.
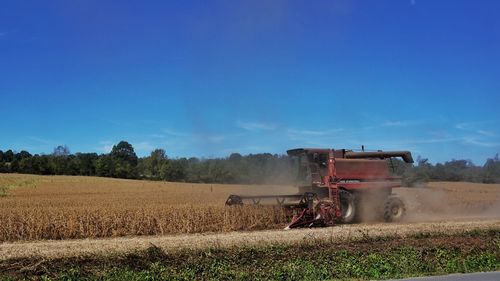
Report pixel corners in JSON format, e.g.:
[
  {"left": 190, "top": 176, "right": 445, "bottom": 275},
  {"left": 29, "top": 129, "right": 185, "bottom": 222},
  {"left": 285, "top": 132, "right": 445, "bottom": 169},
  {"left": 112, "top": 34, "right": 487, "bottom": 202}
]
[{"left": 225, "top": 148, "right": 414, "bottom": 229}]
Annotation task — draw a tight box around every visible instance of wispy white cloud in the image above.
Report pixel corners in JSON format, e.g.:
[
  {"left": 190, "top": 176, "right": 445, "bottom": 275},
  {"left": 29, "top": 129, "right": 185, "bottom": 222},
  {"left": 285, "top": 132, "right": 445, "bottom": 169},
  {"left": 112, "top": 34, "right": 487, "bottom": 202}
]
[
  {"left": 150, "top": 134, "right": 166, "bottom": 138},
  {"left": 455, "top": 120, "right": 498, "bottom": 130},
  {"left": 381, "top": 121, "right": 410, "bottom": 127},
  {"left": 98, "top": 141, "right": 114, "bottom": 153},
  {"left": 206, "top": 135, "right": 226, "bottom": 143},
  {"left": 287, "top": 128, "right": 344, "bottom": 138},
  {"left": 102, "top": 145, "right": 113, "bottom": 153},
  {"left": 220, "top": 145, "right": 275, "bottom": 155},
  {"left": 455, "top": 122, "right": 472, "bottom": 130},
  {"left": 236, "top": 121, "right": 276, "bottom": 131},
  {"left": 161, "top": 128, "right": 191, "bottom": 137},
  {"left": 451, "top": 121, "right": 499, "bottom": 147},
  {"left": 384, "top": 135, "right": 500, "bottom": 148},
  {"left": 27, "top": 136, "right": 60, "bottom": 145},
  {"left": 477, "top": 130, "right": 495, "bottom": 137},
  {"left": 134, "top": 141, "right": 155, "bottom": 152},
  {"left": 87, "top": 117, "right": 497, "bottom": 161},
  {"left": 462, "top": 137, "right": 500, "bottom": 148},
  {"left": 161, "top": 128, "right": 239, "bottom": 144},
  {"left": 406, "top": 137, "right": 464, "bottom": 145},
  {"left": 98, "top": 117, "right": 128, "bottom": 127}
]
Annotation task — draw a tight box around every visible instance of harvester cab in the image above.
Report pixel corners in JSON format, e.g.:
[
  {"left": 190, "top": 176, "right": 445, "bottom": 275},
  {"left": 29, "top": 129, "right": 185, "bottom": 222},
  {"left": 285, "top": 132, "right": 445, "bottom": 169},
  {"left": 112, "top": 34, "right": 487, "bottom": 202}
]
[
  {"left": 287, "top": 148, "right": 338, "bottom": 188},
  {"left": 226, "top": 147, "right": 414, "bottom": 229}
]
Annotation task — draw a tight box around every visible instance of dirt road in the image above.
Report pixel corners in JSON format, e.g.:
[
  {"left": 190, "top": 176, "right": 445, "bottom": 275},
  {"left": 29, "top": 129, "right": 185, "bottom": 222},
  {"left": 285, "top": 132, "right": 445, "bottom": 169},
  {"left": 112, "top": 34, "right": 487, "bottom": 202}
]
[{"left": 1, "top": 218, "right": 498, "bottom": 261}]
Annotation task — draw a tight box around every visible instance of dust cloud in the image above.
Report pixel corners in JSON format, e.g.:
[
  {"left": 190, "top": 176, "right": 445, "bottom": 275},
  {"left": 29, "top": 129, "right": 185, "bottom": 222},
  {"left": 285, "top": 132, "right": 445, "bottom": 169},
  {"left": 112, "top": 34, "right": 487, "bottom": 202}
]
[
  {"left": 232, "top": 180, "right": 500, "bottom": 223},
  {"left": 395, "top": 182, "right": 500, "bottom": 222}
]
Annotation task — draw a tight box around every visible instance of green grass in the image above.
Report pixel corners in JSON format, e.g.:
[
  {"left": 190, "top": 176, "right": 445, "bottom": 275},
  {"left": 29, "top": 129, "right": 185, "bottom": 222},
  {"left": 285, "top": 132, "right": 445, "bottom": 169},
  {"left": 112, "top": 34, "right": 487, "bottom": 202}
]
[
  {"left": 2, "top": 230, "right": 499, "bottom": 281},
  {"left": 25, "top": 248, "right": 499, "bottom": 281}
]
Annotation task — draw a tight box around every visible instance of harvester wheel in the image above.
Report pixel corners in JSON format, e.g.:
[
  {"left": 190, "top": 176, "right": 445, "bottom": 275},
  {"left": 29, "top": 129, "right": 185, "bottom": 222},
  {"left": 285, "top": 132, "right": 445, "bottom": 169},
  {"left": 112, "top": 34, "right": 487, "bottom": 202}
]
[
  {"left": 339, "top": 190, "right": 356, "bottom": 223},
  {"left": 383, "top": 197, "right": 406, "bottom": 222}
]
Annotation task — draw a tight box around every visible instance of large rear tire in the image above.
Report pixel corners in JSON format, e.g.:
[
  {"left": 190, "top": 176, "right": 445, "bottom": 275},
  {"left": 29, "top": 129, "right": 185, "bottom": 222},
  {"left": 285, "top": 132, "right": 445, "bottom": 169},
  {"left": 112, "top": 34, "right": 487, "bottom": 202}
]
[
  {"left": 383, "top": 196, "right": 406, "bottom": 222},
  {"left": 340, "top": 190, "right": 356, "bottom": 223}
]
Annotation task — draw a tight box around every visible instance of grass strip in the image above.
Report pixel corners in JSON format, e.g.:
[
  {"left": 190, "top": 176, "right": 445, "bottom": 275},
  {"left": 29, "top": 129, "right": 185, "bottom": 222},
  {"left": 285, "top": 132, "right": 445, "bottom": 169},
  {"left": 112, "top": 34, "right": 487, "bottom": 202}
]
[{"left": 1, "top": 229, "right": 499, "bottom": 280}]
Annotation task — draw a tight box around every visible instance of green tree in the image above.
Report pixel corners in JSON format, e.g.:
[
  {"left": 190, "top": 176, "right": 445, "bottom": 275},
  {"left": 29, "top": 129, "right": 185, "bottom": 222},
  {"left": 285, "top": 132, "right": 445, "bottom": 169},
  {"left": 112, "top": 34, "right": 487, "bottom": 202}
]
[
  {"left": 0, "top": 150, "right": 7, "bottom": 172},
  {"left": 146, "top": 149, "right": 168, "bottom": 179},
  {"left": 160, "top": 159, "right": 187, "bottom": 182},
  {"left": 4, "top": 150, "right": 14, "bottom": 162},
  {"left": 33, "top": 155, "right": 53, "bottom": 175},
  {"left": 10, "top": 159, "right": 19, "bottom": 172},
  {"left": 107, "top": 141, "right": 139, "bottom": 178},
  {"left": 19, "top": 157, "right": 35, "bottom": 174},
  {"left": 96, "top": 155, "right": 115, "bottom": 177},
  {"left": 75, "top": 153, "right": 98, "bottom": 176},
  {"left": 110, "top": 141, "right": 138, "bottom": 166},
  {"left": 15, "top": 150, "right": 32, "bottom": 161}
]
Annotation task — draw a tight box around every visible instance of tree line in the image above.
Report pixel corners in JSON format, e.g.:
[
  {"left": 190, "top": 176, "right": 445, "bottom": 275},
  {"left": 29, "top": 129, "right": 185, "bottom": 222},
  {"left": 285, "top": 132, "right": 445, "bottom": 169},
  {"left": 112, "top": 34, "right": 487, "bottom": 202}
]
[
  {"left": 0, "top": 141, "right": 294, "bottom": 184},
  {"left": 0, "top": 141, "right": 499, "bottom": 185},
  {"left": 390, "top": 155, "right": 500, "bottom": 185}
]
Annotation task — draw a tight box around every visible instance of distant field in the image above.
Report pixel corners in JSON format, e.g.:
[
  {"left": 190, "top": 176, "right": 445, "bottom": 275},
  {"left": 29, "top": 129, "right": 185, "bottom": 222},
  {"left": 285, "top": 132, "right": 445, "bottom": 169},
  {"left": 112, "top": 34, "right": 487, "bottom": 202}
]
[{"left": 0, "top": 174, "right": 499, "bottom": 242}]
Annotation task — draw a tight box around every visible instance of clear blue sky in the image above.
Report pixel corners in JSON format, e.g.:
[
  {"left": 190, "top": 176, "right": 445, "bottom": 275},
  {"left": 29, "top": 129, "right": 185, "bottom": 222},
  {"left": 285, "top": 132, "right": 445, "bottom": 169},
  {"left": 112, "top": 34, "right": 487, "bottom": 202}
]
[{"left": 1, "top": 0, "right": 499, "bottom": 164}]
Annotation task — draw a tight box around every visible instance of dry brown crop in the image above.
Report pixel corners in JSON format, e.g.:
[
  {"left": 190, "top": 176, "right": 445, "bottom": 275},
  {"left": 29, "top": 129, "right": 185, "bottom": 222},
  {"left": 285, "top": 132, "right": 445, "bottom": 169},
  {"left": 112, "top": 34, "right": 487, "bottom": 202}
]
[
  {"left": 0, "top": 174, "right": 295, "bottom": 242},
  {"left": 0, "top": 174, "right": 499, "bottom": 242}
]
